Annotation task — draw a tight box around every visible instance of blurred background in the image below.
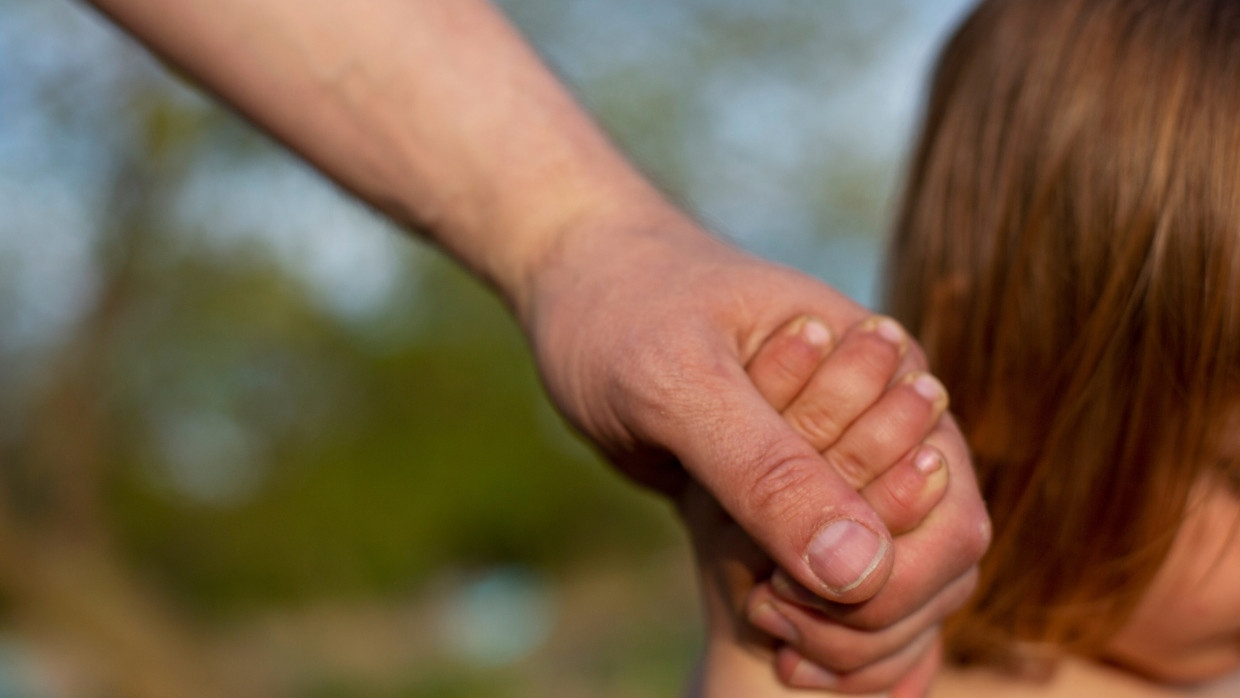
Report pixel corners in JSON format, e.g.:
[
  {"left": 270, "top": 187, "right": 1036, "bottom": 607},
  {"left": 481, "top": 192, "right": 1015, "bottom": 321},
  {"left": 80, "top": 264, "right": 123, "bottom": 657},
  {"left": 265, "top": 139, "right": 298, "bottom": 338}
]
[{"left": 0, "top": 1, "right": 974, "bottom": 695}]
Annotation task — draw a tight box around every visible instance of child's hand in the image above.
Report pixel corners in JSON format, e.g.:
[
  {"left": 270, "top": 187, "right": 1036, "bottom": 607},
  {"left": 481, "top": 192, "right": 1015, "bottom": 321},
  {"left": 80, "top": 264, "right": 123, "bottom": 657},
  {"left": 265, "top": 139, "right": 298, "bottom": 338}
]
[
  {"left": 745, "top": 314, "right": 951, "bottom": 535},
  {"left": 681, "top": 314, "right": 978, "bottom": 697},
  {"left": 747, "top": 314, "right": 964, "bottom": 695}
]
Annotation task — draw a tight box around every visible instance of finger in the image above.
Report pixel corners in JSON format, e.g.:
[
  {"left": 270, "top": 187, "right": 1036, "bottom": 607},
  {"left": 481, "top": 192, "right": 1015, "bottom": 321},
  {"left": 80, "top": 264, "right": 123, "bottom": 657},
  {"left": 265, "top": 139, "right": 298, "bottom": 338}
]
[
  {"left": 860, "top": 444, "right": 950, "bottom": 535},
  {"left": 655, "top": 370, "right": 895, "bottom": 602},
  {"left": 775, "top": 626, "right": 940, "bottom": 693},
  {"left": 750, "top": 568, "right": 974, "bottom": 673},
  {"left": 774, "top": 536, "right": 983, "bottom": 635},
  {"left": 768, "top": 512, "right": 983, "bottom": 635},
  {"left": 678, "top": 481, "right": 775, "bottom": 621},
  {"left": 891, "top": 636, "right": 942, "bottom": 698},
  {"left": 745, "top": 315, "right": 835, "bottom": 411},
  {"left": 781, "top": 316, "right": 908, "bottom": 452},
  {"left": 821, "top": 370, "right": 949, "bottom": 489},
  {"left": 758, "top": 415, "right": 987, "bottom": 631}
]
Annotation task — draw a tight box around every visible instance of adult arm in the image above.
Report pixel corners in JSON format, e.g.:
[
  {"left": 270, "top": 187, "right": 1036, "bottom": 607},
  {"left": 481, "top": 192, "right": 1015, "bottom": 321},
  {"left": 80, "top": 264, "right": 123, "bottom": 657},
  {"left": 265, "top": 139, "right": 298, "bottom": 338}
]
[{"left": 84, "top": 0, "right": 989, "bottom": 682}]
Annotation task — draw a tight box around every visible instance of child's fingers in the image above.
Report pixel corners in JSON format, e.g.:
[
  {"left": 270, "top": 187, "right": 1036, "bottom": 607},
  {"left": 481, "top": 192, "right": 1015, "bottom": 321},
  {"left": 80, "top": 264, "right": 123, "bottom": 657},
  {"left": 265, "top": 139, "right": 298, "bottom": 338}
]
[
  {"left": 774, "top": 626, "right": 940, "bottom": 693},
  {"left": 744, "top": 315, "right": 835, "bottom": 411},
  {"left": 890, "top": 636, "right": 943, "bottom": 698},
  {"left": 821, "top": 371, "right": 949, "bottom": 489},
  {"left": 747, "top": 314, "right": 947, "bottom": 533},
  {"left": 748, "top": 592, "right": 925, "bottom": 676},
  {"left": 677, "top": 481, "right": 775, "bottom": 614},
  {"left": 747, "top": 569, "right": 969, "bottom": 674},
  {"left": 859, "top": 444, "right": 949, "bottom": 536},
  {"left": 779, "top": 316, "right": 908, "bottom": 452}
]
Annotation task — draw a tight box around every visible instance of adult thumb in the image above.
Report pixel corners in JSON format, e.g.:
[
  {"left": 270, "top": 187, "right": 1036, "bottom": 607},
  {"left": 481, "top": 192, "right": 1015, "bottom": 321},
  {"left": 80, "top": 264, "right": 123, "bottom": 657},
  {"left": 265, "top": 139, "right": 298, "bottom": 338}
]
[{"left": 654, "top": 371, "right": 894, "bottom": 603}]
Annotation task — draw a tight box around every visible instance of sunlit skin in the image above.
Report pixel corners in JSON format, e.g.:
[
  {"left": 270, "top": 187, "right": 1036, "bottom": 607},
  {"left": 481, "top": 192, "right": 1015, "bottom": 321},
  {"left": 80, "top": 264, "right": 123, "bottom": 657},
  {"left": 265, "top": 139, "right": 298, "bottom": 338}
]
[
  {"left": 932, "top": 465, "right": 1240, "bottom": 697},
  {"left": 690, "top": 334, "right": 1240, "bottom": 697},
  {"left": 685, "top": 315, "right": 973, "bottom": 697},
  {"left": 1104, "top": 417, "right": 1240, "bottom": 684},
  {"left": 684, "top": 0, "right": 1240, "bottom": 691},
  {"left": 81, "top": 0, "right": 988, "bottom": 691}
]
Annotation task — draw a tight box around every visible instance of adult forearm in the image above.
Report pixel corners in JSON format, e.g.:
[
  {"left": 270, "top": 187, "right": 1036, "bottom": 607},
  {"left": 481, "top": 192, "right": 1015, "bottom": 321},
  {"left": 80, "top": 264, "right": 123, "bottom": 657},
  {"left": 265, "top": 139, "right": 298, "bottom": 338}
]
[
  {"left": 86, "top": 0, "right": 674, "bottom": 312},
  {"left": 82, "top": 4, "right": 992, "bottom": 691}
]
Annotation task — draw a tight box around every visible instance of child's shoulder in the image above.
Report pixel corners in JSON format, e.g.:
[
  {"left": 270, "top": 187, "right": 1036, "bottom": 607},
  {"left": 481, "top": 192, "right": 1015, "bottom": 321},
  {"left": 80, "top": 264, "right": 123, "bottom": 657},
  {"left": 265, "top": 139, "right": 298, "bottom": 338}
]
[{"left": 933, "top": 657, "right": 1240, "bottom": 698}]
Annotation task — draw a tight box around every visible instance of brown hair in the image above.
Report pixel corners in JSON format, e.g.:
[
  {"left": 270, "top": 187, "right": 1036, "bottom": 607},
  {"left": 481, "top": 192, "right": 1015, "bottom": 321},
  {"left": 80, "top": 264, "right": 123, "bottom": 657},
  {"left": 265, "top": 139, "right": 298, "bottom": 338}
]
[{"left": 886, "top": 0, "right": 1240, "bottom": 672}]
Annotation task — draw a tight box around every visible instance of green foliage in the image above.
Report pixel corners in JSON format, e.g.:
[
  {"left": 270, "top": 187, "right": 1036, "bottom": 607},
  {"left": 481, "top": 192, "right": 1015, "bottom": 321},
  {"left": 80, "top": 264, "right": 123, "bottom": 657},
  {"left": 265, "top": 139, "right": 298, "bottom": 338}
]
[{"left": 105, "top": 249, "right": 678, "bottom": 614}]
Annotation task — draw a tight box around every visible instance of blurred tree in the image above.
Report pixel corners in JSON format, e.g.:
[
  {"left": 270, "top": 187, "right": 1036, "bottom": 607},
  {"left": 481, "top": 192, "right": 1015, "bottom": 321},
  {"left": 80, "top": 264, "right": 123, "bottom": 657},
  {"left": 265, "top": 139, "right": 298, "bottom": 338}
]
[{"left": 0, "top": 57, "right": 250, "bottom": 697}]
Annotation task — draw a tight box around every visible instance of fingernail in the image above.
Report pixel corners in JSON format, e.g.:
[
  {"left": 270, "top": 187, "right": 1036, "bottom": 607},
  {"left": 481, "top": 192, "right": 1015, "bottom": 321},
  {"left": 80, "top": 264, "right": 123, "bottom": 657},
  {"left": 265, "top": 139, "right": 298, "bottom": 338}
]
[
  {"left": 789, "top": 658, "right": 839, "bottom": 689},
  {"left": 800, "top": 317, "right": 832, "bottom": 348},
  {"left": 913, "top": 446, "right": 944, "bottom": 475},
  {"left": 907, "top": 372, "right": 949, "bottom": 411},
  {"left": 864, "top": 315, "right": 908, "bottom": 351},
  {"left": 806, "top": 520, "right": 888, "bottom": 594},
  {"left": 750, "top": 602, "right": 799, "bottom": 644}
]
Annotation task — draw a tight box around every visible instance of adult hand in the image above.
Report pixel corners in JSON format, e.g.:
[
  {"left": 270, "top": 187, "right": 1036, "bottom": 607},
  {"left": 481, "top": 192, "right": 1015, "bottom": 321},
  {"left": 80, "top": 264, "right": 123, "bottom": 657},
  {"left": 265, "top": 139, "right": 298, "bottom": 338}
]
[
  {"left": 522, "top": 208, "right": 990, "bottom": 608},
  {"left": 751, "top": 415, "right": 981, "bottom": 695},
  {"left": 679, "top": 313, "right": 983, "bottom": 696}
]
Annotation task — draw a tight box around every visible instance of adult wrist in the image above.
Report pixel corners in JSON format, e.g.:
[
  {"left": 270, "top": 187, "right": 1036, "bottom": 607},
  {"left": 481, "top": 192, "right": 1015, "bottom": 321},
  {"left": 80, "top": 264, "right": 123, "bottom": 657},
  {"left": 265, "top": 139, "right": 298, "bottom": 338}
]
[{"left": 501, "top": 182, "right": 710, "bottom": 326}]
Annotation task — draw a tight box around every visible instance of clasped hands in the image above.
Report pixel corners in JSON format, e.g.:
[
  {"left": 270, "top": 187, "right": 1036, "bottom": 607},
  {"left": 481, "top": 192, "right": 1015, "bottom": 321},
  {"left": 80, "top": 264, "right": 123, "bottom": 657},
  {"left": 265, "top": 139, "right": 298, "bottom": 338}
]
[{"left": 521, "top": 212, "right": 990, "bottom": 695}]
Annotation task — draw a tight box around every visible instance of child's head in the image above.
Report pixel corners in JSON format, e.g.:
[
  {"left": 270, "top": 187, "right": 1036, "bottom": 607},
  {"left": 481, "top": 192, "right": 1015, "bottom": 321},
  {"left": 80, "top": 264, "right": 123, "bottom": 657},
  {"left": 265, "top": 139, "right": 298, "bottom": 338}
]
[{"left": 886, "top": 0, "right": 1240, "bottom": 681}]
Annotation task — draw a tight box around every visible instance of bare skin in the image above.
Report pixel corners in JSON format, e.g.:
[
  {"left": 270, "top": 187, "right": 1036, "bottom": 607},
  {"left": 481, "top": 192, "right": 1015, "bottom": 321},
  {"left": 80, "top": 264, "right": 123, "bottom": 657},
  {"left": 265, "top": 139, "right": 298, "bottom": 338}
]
[
  {"left": 83, "top": 0, "right": 989, "bottom": 690},
  {"left": 693, "top": 321, "right": 1240, "bottom": 697},
  {"left": 934, "top": 657, "right": 1240, "bottom": 698},
  {"left": 686, "top": 316, "right": 974, "bottom": 696}
]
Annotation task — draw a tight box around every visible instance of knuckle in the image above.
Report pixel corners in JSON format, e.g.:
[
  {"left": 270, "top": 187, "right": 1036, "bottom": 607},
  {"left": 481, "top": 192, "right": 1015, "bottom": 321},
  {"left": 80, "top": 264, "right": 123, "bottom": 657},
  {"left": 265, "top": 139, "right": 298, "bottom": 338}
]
[
  {"left": 853, "top": 333, "right": 903, "bottom": 377},
  {"left": 822, "top": 449, "right": 870, "bottom": 490},
  {"left": 745, "top": 441, "right": 818, "bottom": 523},
  {"left": 882, "top": 465, "right": 923, "bottom": 514},
  {"left": 771, "top": 341, "right": 816, "bottom": 382},
  {"left": 975, "top": 511, "right": 994, "bottom": 556},
  {"left": 606, "top": 340, "right": 680, "bottom": 407},
  {"left": 931, "top": 502, "right": 991, "bottom": 574},
  {"left": 786, "top": 405, "right": 844, "bottom": 448},
  {"left": 889, "top": 391, "right": 935, "bottom": 431},
  {"left": 958, "top": 504, "right": 993, "bottom": 563},
  {"left": 771, "top": 362, "right": 810, "bottom": 396}
]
